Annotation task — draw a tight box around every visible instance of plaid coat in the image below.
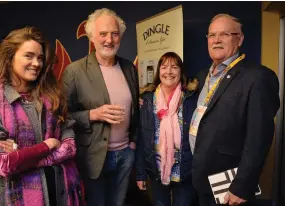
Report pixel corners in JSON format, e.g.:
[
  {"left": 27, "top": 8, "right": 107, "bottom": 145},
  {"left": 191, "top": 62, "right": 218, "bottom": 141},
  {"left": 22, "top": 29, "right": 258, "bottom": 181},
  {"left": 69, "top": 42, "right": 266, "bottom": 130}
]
[{"left": 0, "top": 83, "right": 84, "bottom": 206}]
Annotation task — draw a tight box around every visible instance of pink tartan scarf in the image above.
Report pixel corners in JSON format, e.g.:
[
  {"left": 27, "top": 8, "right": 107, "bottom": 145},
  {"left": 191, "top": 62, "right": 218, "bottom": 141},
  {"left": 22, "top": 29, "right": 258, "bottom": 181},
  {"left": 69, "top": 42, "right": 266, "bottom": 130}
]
[{"left": 155, "top": 83, "right": 182, "bottom": 185}]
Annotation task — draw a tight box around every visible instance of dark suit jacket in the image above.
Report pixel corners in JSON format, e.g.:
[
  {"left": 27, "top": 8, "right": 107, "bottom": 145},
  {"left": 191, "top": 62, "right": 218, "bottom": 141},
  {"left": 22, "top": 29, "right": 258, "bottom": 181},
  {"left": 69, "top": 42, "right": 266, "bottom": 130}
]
[
  {"left": 192, "top": 58, "right": 280, "bottom": 200},
  {"left": 62, "top": 51, "right": 139, "bottom": 179}
]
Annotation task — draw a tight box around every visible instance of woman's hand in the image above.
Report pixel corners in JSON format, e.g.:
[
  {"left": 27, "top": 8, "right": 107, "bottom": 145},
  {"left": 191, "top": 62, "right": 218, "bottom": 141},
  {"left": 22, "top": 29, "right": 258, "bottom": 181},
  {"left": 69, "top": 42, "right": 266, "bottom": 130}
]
[
  {"left": 0, "top": 139, "right": 17, "bottom": 152},
  {"left": 137, "top": 181, "right": 147, "bottom": 191},
  {"left": 139, "top": 98, "right": 143, "bottom": 108},
  {"left": 43, "top": 138, "right": 61, "bottom": 150}
]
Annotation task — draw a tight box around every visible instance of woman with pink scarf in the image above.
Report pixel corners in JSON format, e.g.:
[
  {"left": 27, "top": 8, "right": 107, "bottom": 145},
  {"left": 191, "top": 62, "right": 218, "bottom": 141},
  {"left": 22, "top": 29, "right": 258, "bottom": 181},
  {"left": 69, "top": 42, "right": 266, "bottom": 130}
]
[{"left": 136, "top": 52, "right": 198, "bottom": 206}]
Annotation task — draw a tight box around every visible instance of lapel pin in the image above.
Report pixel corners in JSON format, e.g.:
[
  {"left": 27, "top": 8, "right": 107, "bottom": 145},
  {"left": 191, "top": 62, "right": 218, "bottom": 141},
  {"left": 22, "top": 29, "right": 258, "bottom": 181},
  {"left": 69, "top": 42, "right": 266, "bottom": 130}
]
[{"left": 226, "top": 75, "right": 231, "bottom": 79}]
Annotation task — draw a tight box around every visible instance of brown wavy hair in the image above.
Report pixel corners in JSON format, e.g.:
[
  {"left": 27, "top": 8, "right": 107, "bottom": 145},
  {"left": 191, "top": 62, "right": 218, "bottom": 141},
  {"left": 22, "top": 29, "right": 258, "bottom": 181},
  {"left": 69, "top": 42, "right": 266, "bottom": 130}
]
[
  {"left": 0, "top": 26, "right": 67, "bottom": 123},
  {"left": 140, "top": 52, "right": 198, "bottom": 94}
]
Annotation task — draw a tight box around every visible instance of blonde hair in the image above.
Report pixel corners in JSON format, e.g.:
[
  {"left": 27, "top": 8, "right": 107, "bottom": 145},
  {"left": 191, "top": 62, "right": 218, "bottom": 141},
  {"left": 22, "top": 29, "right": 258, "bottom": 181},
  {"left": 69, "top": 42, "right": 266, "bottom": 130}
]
[{"left": 85, "top": 8, "right": 126, "bottom": 39}]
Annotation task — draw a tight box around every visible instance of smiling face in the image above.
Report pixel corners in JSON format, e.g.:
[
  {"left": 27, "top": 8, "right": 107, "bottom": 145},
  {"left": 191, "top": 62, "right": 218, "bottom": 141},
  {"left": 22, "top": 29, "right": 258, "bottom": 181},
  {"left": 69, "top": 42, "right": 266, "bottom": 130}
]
[
  {"left": 208, "top": 16, "right": 244, "bottom": 66},
  {"left": 11, "top": 40, "right": 43, "bottom": 87},
  {"left": 91, "top": 14, "right": 121, "bottom": 60},
  {"left": 159, "top": 58, "right": 181, "bottom": 90}
]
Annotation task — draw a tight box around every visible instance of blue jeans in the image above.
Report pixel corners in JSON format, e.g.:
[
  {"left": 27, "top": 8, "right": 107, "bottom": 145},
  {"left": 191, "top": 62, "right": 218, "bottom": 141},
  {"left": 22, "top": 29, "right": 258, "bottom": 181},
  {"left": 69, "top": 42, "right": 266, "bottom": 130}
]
[
  {"left": 84, "top": 146, "right": 135, "bottom": 206},
  {"left": 150, "top": 178, "right": 197, "bottom": 206}
]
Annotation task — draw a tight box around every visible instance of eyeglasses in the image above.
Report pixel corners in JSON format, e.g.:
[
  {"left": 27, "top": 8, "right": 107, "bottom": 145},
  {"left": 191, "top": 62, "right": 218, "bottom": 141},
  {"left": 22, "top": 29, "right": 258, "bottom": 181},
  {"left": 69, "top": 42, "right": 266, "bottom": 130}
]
[{"left": 206, "top": 32, "right": 240, "bottom": 40}]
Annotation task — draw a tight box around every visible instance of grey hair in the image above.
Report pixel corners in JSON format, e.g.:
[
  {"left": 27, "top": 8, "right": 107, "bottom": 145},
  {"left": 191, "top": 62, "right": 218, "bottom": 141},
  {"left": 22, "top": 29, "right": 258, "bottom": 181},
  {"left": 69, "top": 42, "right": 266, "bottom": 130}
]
[
  {"left": 210, "top": 13, "right": 243, "bottom": 33},
  {"left": 85, "top": 8, "right": 126, "bottom": 39}
]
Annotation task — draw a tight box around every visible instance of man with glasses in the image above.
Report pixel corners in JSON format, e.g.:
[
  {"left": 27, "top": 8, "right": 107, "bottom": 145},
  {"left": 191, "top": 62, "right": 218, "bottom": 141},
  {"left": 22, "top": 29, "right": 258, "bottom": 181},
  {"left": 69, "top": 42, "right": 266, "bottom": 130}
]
[{"left": 190, "top": 14, "right": 280, "bottom": 205}]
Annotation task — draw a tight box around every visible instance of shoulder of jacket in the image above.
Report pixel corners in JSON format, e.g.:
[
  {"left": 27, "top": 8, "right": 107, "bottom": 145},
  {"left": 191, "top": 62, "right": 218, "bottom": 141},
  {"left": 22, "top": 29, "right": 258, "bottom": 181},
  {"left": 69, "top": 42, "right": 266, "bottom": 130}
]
[
  {"left": 117, "top": 56, "right": 136, "bottom": 71},
  {"left": 65, "top": 55, "right": 88, "bottom": 72},
  {"left": 117, "top": 56, "right": 132, "bottom": 64},
  {"left": 241, "top": 61, "right": 276, "bottom": 78},
  {"left": 141, "top": 92, "right": 154, "bottom": 103}
]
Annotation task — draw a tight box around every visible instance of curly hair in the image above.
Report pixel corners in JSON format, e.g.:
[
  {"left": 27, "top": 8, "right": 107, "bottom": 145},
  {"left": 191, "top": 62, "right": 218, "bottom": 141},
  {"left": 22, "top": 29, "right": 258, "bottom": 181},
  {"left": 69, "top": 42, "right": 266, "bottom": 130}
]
[{"left": 85, "top": 8, "right": 126, "bottom": 39}]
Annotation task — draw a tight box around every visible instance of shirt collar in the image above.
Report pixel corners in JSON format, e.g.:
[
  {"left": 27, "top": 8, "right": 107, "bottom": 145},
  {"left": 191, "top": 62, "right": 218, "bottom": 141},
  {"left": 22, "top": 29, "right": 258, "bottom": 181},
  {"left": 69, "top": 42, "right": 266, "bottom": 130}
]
[
  {"left": 209, "top": 52, "right": 240, "bottom": 76},
  {"left": 99, "top": 61, "right": 119, "bottom": 69},
  {"left": 223, "top": 52, "right": 240, "bottom": 66},
  {"left": 4, "top": 84, "right": 21, "bottom": 104}
]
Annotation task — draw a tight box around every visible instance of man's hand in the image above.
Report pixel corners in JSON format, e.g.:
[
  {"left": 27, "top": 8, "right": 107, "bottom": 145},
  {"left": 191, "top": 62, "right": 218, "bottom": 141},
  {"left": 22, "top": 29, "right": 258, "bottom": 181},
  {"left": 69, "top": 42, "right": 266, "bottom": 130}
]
[
  {"left": 129, "top": 142, "right": 136, "bottom": 150},
  {"left": 137, "top": 181, "right": 147, "bottom": 191},
  {"left": 90, "top": 104, "right": 125, "bottom": 124},
  {"left": 223, "top": 191, "right": 247, "bottom": 205}
]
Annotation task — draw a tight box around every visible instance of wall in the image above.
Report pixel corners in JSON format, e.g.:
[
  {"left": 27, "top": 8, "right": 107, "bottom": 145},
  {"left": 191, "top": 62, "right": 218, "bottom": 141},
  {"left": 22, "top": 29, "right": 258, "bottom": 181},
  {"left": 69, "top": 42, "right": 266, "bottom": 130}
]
[
  {"left": 260, "top": 2, "right": 283, "bottom": 201},
  {"left": 0, "top": 1, "right": 261, "bottom": 78}
]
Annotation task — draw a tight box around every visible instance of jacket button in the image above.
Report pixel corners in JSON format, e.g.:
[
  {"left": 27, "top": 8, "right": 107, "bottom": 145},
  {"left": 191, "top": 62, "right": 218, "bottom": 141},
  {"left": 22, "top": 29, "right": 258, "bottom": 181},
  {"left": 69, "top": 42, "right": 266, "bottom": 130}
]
[
  {"left": 184, "top": 122, "right": 187, "bottom": 125},
  {"left": 103, "top": 137, "right": 107, "bottom": 141}
]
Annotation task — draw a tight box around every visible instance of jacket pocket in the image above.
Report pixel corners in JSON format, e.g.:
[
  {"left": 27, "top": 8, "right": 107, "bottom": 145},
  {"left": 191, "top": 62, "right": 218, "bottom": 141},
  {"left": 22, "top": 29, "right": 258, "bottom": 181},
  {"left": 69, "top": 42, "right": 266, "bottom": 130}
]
[
  {"left": 216, "top": 146, "right": 241, "bottom": 156},
  {"left": 76, "top": 123, "right": 102, "bottom": 146},
  {"left": 76, "top": 133, "right": 94, "bottom": 146},
  {"left": 223, "top": 90, "right": 243, "bottom": 100},
  {"left": 207, "top": 147, "right": 241, "bottom": 175}
]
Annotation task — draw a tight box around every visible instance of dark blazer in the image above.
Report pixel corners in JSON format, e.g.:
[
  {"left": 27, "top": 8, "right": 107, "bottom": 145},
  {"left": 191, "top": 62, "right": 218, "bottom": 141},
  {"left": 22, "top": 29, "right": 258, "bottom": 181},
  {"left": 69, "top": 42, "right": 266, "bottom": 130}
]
[
  {"left": 192, "top": 58, "right": 280, "bottom": 199},
  {"left": 136, "top": 90, "right": 198, "bottom": 183},
  {"left": 62, "top": 51, "right": 139, "bottom": 179}
]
